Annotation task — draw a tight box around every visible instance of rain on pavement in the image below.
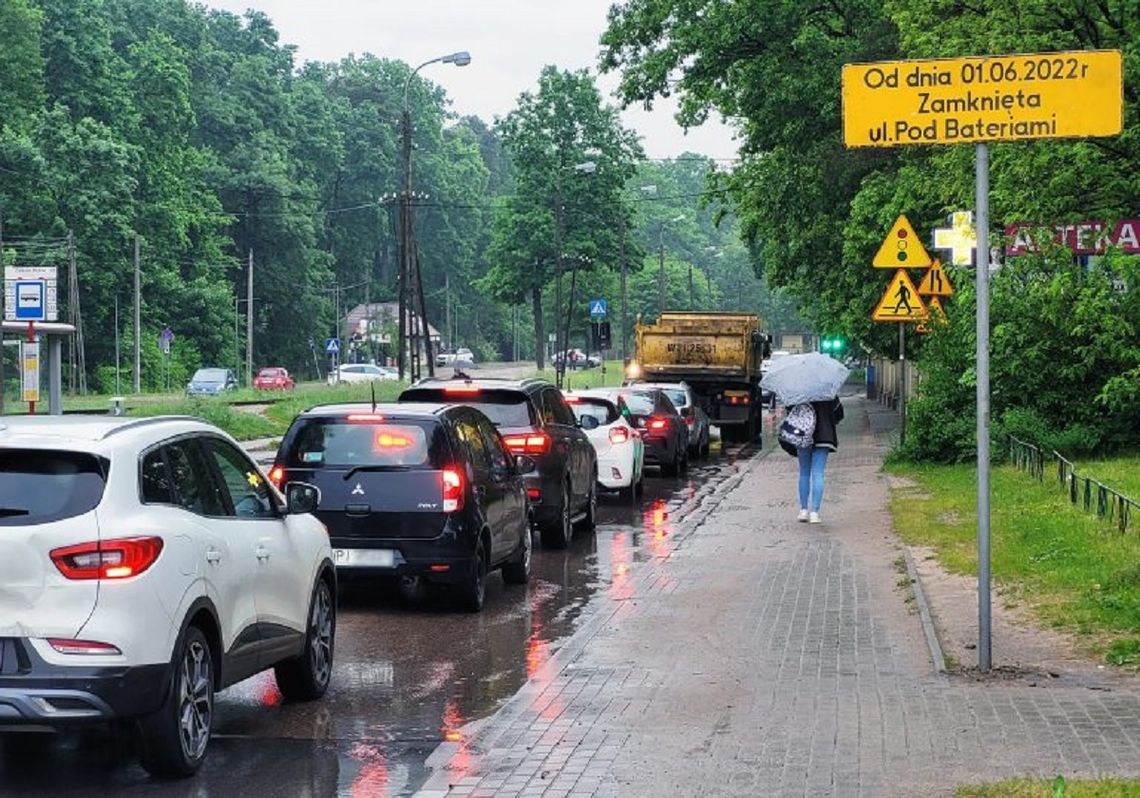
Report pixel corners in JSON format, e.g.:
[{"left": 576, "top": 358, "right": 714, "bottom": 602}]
[{"left": 0, "top": 416, "right": 778, "bottom": 797}]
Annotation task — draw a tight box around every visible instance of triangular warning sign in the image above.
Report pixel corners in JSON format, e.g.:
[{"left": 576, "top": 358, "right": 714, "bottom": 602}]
[
  {"left": 918, "top": 260, "right": 954, "bottom": 296},
  {"left": 872, "top": 269, "right": 929, "bottom": 322},
  {"left": 873, "top": 215, "right": 932, "bottom": 269},
  {"left": 915, "top": 296, "right": 947, "bottom": 334}
]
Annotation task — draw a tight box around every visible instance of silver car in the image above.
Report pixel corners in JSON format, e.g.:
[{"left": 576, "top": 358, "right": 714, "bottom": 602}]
[
  {"left": 635, "top": 381, "right": 711, "bottom": 457},
  {"left": 327, "top": 363, "right": 400, "bottom": 385}
]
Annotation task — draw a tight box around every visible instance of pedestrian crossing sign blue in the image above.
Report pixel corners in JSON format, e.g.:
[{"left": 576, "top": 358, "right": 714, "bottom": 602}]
[
  {"left": 588, "top": 298, "right": 608, "bottom": 319},
  {"left": 325, "top": 337, "right": 340, "bottom": 355}
]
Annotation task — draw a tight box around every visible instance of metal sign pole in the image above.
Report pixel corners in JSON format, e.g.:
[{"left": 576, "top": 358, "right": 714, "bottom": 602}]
[
  {"left": 976, "top": 142, "right": 992, "bottom": 671},
  {"left": 899, "top": 324, "right": 906, "bottom": 445}
]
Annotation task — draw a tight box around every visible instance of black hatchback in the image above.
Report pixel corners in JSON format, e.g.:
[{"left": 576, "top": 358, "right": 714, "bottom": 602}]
[{"left": 270, "top": 402, "right": 531, "bottom": 611}]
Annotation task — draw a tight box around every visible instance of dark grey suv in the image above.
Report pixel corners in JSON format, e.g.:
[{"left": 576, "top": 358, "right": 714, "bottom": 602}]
[{"left": 399, "top": 377, "right": 598, "bottom": 549}]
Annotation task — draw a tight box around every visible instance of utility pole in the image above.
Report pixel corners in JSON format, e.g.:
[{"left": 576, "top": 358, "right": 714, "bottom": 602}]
[
  {"left": 554, "top": 192, "right": 565, "bottom": 388},
  {"left": 114, "top": 294, "right": 121, "bottom": 395},
  {"left": 68, "top": 231, "right": 85, "bottom": 394},
  {"left": 133, "top": 234, "right": 140, "bottom": 393},
  {"left": 415, "top": 247, "right": 434, "bottom": 377},
  {"left": 688, "top": 261, "right": 694, "bottom": 308},
  {"left": 398, "top": 107, "right": 411, "bottom": 381},
  {"left": 658, "top": 224, "right": 666, "bottom": 318},
  {"left": 245, "top": 248, "right": 253, "bottom": 387},
  {"left": 620, "top": 216, "right": 628, "bottom": 363},
  {"left": 444, "top": 273, "right": 451, "bottom": 350}
]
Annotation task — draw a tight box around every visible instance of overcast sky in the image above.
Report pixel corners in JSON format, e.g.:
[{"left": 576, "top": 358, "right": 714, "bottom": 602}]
[{"left": 201, "top": 0, "right": 740, "bottom": 162}]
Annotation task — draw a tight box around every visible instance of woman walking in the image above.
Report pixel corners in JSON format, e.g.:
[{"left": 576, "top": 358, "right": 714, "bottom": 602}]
[{"left": 797, "top": 397, "right": 843, "bottom": 524}]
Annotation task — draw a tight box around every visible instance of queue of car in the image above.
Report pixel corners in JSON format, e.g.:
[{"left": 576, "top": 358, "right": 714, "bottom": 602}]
[{"left": 0, "top": 369, "right": 715, "bottom": 778}]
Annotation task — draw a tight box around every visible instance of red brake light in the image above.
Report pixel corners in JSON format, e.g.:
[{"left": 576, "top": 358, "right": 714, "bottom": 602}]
[
  {"left": 50, "top": 537, "right": 164, "bottom": 580},
  {"left": 268, "top": 466, "right": 285, "bottom": 488},
  {"left": 503, "top": 433, "right": 551, "bottom": 455},
  {"left": 444, "top": 385, "right": 481, "bottom": 394},
  {"left": 648, "top": 418, "right": 668, "bottom": 431},
  {"left": 346, "top": 414, "right": 385, "bottom": 422},
  {"left": 442, "top": 468, "right": 464, "bottom": 512},
  {"left": 609, "top": 427, "right": 630, "bottom": 444},
  {"left": 47, "top": 639, "right": 122, "bottom": 655},
  {"left": 564, "top": 395, "right": 581, "bottom": 403}
]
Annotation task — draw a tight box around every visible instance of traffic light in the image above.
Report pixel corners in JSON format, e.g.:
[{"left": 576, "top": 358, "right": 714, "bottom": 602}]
[{"left": 820, "top": 336, "right": 846, "bottom": 355}]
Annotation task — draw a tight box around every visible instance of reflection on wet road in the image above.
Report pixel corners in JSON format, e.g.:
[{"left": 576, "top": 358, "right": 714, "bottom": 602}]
[{"left": 0, "top": 429, "right": 769, "bottom": 797}]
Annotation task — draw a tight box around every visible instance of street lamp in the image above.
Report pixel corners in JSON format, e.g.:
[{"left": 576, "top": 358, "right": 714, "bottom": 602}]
[{"left": 399, "top": 50, "right": 470, "bottom": 381}]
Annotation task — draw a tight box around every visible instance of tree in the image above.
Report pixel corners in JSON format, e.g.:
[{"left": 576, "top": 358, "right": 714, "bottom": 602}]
[{"left": 483, "top": 66, "right": 642, "bottom": 369}]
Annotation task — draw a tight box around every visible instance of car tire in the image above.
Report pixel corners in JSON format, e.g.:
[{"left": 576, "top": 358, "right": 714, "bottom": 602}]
[
  {"left": 139, "top": 625, "right": 214, "bottom": 778},
  {"left": 539, "top": 479, "right": 573, "bottom": 549},
  {"left": 576, "top": 473, "right": 597, "bottom": 532},
  {"left": 455, "top": 534, "right": 488, "bottom": 612},
  {"left": 274, "top": 577, "right": 335, "bottom": 702},
  {"left": 501, "top": 523, "right": 532, "bottom": 585}
]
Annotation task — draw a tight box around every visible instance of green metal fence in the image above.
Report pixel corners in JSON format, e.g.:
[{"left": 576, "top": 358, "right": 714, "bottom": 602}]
[{"left": 1009, "top": 435, "right": 1139, "bottom": 533}]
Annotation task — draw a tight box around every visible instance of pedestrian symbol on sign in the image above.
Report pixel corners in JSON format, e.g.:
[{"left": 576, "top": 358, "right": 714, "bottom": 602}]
[
  {"left": 588, "top": 298, "right": 608, "bottom": 319},
  {"left": 325, "top": 338, "right": 340, "bottom": 355}
]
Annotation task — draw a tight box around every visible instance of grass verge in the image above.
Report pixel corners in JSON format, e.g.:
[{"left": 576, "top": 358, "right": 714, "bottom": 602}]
[
  {"left": 127, "top": 398, "right": 278, "bottom": 441},
  {"left": 957, "top": 777, "right": 1140, "bottom": 796},
  {"left": 887, "top": 461, "right": 1140, "bottom": 665},
  {"left": 534, "top": 360, "right": 631, "bottom": 389}
]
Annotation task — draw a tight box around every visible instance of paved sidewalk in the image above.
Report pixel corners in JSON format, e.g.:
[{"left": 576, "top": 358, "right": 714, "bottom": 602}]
[{"left": 417, "top": 396, "right": 1140, "bottom": 797}]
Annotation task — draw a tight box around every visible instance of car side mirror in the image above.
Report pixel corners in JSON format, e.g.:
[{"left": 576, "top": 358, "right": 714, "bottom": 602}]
[
  {"left": 286, "top": 482, "right": 321, "bottom": 515},
  {"left": 578, "top": 415, "right": 600, "bottom": 431},
  {"left": 514, "top": 455, "right": 537, "bottom": 474}
]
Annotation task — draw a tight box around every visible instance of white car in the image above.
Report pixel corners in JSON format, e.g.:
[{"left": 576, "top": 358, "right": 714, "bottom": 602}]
[
  {"left": 435, "top": 347, "right": 475, "bottom": 368},
  {"left": 564, "top": 389, "right": 645, "bottom": 496},
  {"left": 328, "top": 363, "right": 399, "bottom": 385},
  {"left": 0, "top": 416, "right": 335, "bottom": 777}
]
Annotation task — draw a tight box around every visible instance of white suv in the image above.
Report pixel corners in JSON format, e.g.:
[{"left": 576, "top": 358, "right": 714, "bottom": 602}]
[{"left": 0, "top": 416, "right": 336, "bottom": 777}]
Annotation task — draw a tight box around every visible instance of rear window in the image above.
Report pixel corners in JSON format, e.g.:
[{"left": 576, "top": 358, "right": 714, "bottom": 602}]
[
  {"left": 620, "top": 392, "right": 656, "bottom": 416},
  {"left": 568, "top": 398, "right": 618, "bottom": 425},
  {"left": 400, "top": 388, "right": 535, "bottom": 428},
  {"left": 663, "top": 390, "right": 688, "bottom": 408},
  {"left": 284, "top": 418, "right": 450, "bottom": 469},
  {"left": 258, "top": 368, "right": 282, "bottom": 377},
  {"left": 0, "top": 449, "right": 108, "bottom": 526}
]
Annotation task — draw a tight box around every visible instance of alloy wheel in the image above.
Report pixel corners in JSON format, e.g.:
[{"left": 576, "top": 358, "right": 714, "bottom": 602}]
[
  {"left": 177, "top": 640, "right": 212, "bottom": 762},
  {"left": 309, "top": 583, "right": 334, "bottom": 688}
]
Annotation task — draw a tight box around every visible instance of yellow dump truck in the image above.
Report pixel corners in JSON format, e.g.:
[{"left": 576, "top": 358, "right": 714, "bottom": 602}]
[{"left": 631, "top": 312, "right": 771, "bottom": 442}]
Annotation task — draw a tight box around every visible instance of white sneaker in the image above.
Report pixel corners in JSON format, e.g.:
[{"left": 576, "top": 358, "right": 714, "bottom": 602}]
[
  {"left": 809, "top": 512, "right": 821, "bottom": 524},
  {"left": 797, "top": 509, "right": 809, "bottom": 522}
]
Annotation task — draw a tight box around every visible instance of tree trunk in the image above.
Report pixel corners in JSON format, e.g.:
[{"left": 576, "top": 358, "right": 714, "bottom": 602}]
[{"left": 532, "top": 282, "right": 545, "bottom": 370}]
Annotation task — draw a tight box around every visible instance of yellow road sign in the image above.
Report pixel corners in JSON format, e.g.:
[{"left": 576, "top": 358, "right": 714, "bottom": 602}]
[
  {"left": 918, "top": 260, "right": 954, "bottom": 296},
  {"left": 873, "top": 215, "right": 932, "bottom": 269},
  {"left": 842, "top": 50, "right": 1122, "bottom": 148},
  {"left": 872, "top": 269, "right": 929, "bottom": 322},
  {"left": 916, "top": 296, "right": 948, "bottom": 333}
]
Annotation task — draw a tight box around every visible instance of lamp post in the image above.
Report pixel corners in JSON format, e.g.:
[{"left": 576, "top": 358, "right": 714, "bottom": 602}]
[{"left": 399, "top": 50, "right": 470, "bottom": 380}]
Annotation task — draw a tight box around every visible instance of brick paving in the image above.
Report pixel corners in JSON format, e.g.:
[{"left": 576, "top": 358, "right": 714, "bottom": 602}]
[{"left": 416, "top": 396, "right": 1140, "bottom": 797}]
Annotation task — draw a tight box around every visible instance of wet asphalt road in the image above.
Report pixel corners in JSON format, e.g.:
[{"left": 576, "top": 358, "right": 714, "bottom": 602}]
[{"left": 0, "top": 419, "right": 776, "bottom": 798}]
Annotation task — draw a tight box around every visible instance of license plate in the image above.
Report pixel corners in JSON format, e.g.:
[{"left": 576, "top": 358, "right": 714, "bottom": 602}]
[{"left": 332, "top": 548, "right": 395, "bottom": 568}]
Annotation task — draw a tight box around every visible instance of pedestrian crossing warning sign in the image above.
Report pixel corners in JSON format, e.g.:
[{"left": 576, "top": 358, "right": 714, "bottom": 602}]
[
  {"left": 872, "top": 215, "right": 933, "bottom": 269},
  {"left": 872, "top": 269, "right": 929, "bottom": 322},
  {"left": 918, "top": 260, "right": 954, "bottom": 296}
]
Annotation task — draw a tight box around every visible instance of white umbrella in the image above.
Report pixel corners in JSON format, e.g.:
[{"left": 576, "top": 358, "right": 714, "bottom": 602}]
[{"left": 760, "top": 352, "right": 849, "bottom": 406}]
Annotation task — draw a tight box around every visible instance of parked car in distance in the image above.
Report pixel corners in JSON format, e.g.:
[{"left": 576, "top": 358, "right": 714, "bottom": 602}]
[
  {"left": 553, "top": 348, "right": 601, "bottom": 370},
  {"left": 633, "top": 381, "right": 711, "bottom": 457},
  {"left": 0, "top": 415, "right": 334, "bottom": 777},
  {"left": 435, "top": 347, "right": 476, "bottom": 368},
  {"left": 563, "top": 389, "right": 644, "bottom": 497},
  {"left": 619, "top": 387, "right": 689, "bottom": 475},
  {"left": 186, "top": 367, "right": 238, "bottom": 396},
  {"left": 270, "top": 402, "right": 531, "bottom": 612},
  {"left": 328, "top": 363, "right": 400, "bottom": 385},
  {"left": 398, "top": 376, "right": 597, "bottom": 549},
  {"left": 254, "top": 366, "right": 295, "bottom": 391}
]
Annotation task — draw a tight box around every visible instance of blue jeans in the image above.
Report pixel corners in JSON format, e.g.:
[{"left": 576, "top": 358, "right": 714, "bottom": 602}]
[{"left": 797, "top": 447, "right": 830, "bottom": 512}]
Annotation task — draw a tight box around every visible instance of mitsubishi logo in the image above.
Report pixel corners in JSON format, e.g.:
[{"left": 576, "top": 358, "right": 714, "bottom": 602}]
[{"left": 351, "top": 483, "right": 365, "bottom": 496}]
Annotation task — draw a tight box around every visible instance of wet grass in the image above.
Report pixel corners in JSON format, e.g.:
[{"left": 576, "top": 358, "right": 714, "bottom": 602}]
[
  {"left": 886, "top": 461, "right": 1140, "bottom": 665},
  {"left": 957, "top": 777, "right": 1140, "bottom": 796},
  {"left": 534, "top": 360, "right": 626, "bottom": 389},
  {"left": 125, "top": 398, "right": 278, "bottom": 441}
]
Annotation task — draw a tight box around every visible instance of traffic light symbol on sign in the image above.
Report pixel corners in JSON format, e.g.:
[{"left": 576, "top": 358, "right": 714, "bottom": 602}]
[{"left": 872, "top": 215, "right": 932, "bottom": 269}]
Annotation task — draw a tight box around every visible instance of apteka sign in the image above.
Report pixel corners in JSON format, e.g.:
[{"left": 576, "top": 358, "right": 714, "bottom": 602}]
[{"left": 1005, "top": 219, "right": 1140, "bottom": 256}]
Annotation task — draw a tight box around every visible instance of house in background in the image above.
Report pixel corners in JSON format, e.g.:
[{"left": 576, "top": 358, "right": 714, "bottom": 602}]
[{"left": 342, "top": 302, "right": 440, "bottom": 365}]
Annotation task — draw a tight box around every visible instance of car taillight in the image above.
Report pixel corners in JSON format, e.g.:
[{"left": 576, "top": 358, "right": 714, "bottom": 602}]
[
  {"left": 727, "top": 395, "right": 751, "bottom": 406},
  {"left": 444, "top": 385, "right": 481, "bottom": 394},
  {"left": 502, "top": 433, "right": 551, "bottom": 455},
  {"left": 268, "top": 466, "right": 285, "bottom": 488},
  {"left": 47, "top": 639, "right": 122, "bottom": 656},
  {"left": 609, "top": 427, "right": 630, "bottom": 444},
  {"left": 647, "top": 417, "right": 668, "bottom": 431},
  {"left": 346, "top": 414, "right": 385, "bottom": 422},
  {"left": 50, "top": 537, "right": 164, "bottom": 580},
  {"left": 442, "top": 468, "right": 464, "bottom": 513}
]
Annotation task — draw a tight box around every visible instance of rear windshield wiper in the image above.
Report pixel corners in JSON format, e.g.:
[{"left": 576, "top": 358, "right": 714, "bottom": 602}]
[
  {"left": 0, "top": 507, "right": 30, "bottom": 517},
  {"left": 341, "top": 464, "right": 414, "bottom": 481}
]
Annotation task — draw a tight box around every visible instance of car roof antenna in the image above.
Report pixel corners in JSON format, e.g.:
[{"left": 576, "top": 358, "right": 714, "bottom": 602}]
[{"left": 371, "top": 382, "right": 377, "bottom": 413}]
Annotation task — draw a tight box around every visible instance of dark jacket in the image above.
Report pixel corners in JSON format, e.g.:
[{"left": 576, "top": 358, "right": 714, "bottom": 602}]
[{"left": 811, "top": 398, "right": 844, "bottom": 451}]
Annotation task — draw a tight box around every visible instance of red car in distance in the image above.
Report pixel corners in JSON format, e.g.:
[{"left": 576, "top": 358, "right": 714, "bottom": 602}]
[{"left": 254, "top": 367, "right": 295, "bottom": 391}]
